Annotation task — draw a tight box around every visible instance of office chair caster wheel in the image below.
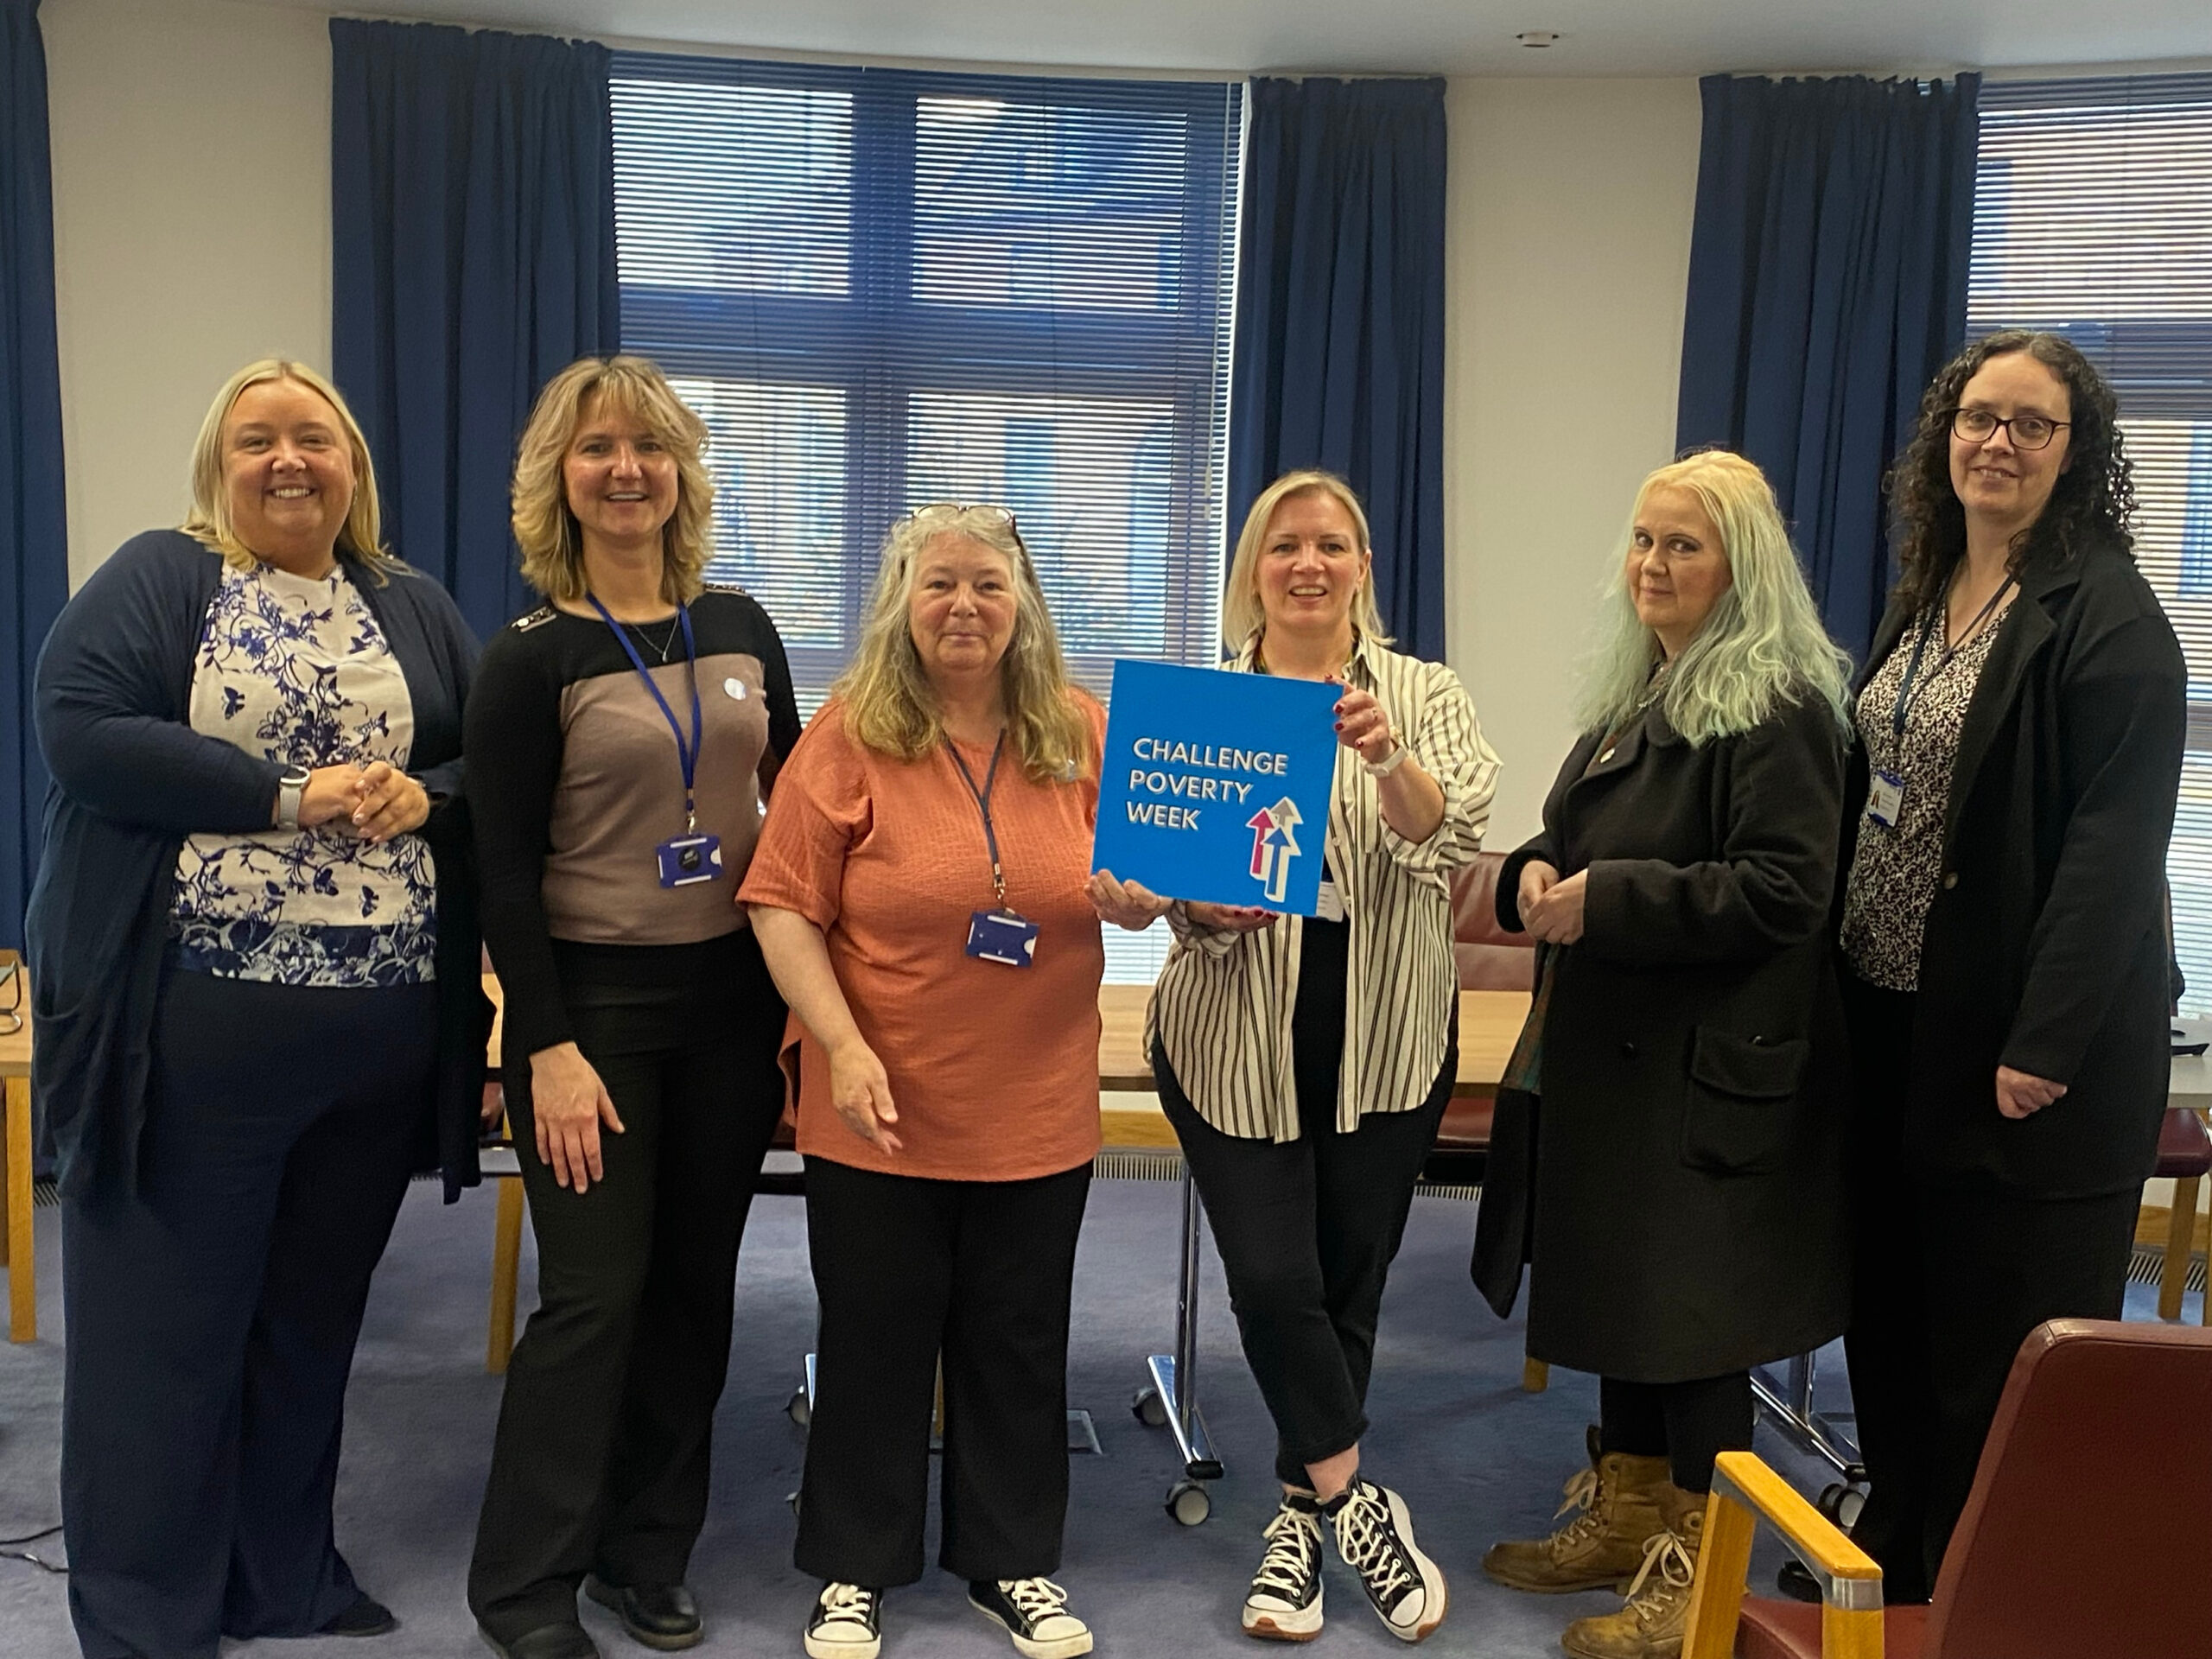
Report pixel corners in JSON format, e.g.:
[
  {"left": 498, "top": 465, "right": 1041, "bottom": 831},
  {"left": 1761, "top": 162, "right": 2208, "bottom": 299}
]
[
  {"left": 1818, "top": 1482, "right": 1866, "bottom": 1531},
  {"left": 1132, "top": 1387, "right": 1168, "bottom": 1427},
  {"left": 1166, "top": 1478, "right": 1211, "bottom": 1527}
]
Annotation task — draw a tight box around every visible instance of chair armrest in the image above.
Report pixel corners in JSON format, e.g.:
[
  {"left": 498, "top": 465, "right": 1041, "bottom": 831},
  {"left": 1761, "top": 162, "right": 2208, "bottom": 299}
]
[{"left": 1683, "top": 1451, "right": 1885, "bottom": 1659}]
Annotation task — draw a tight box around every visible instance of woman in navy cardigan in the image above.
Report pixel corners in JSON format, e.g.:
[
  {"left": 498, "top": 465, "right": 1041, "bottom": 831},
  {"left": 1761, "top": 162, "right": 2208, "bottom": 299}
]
[{"left": 27, "top": 359, "right": 486, "bottom": 1659}]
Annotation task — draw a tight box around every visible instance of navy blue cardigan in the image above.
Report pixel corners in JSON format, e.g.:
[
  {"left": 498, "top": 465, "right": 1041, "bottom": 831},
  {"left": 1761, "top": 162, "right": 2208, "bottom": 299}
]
[{"left": 26, "top": 531, "right": 492, "bottom": 1201}]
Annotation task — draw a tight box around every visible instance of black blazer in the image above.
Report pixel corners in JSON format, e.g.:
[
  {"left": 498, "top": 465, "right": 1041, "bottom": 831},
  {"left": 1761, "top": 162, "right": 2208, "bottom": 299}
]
[
  {"left": 1472, "top": 690, "right": 1851, "bottom": 1383},
  {"left": 1841, "top": 535, "right": 2186, "bottom": 1198}
]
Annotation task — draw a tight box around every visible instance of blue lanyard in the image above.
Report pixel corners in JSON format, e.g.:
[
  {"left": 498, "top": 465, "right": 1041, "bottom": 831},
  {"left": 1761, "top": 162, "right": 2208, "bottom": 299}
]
[
  {"left": 588, "top": 594, "right": 704, "bottom": 830},
  {"left": 945, "top": 734, "right": 1008, "bottom": 906},
  {"left": 1891, "top": 575, "right": 2014, "bottom": 741}
]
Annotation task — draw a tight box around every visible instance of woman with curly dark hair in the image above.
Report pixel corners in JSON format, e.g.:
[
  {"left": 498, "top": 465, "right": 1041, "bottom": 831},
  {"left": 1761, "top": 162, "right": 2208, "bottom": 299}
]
[{"left": 1835, "top": 330, "right": 2185, "bottom": 1600}]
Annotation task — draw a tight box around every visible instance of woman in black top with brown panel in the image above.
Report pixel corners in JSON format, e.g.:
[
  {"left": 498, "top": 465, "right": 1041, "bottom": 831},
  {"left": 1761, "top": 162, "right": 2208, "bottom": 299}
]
[{"left": 466, "top": 357, "right": 800, "bottom": 1659}]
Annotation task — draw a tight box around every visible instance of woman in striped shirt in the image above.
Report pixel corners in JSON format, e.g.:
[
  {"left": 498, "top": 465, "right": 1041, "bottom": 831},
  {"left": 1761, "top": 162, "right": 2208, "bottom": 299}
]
[{"left": 1092, "top": 470, "right": 1497, "bottom": 1646}]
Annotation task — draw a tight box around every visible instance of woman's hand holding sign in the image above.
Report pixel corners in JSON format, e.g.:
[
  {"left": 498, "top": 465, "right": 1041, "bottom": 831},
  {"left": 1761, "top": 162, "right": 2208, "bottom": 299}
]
[
  {"left": 1087, "top": 870, "right": 1174, "bottom": 931},
  {"left": 1333, "top": 678, "right": 1446, "bottom": 845},
  {"left": 1332, "top": 683, "right": 1397, "bottom": 765},
  {"left": 1184, "top": 901, "right": 1278, "bottom": 932}
]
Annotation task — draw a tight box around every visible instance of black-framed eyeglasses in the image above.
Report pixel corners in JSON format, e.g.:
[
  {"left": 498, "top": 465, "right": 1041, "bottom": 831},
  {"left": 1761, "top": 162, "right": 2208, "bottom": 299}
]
[
  {"left": 1949, "top": 407, "right": 2069, "bottom": 451},
  {"left": 899, "top": 501, "right": 1031, "bottom": 556}
]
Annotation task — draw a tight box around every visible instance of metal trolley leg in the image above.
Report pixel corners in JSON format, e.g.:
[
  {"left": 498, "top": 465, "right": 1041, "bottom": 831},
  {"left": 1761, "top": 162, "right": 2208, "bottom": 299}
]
[
  {"left": 1751, "top": 1349, "right": 1866, "bottom": 1527},
  {"left": 1133, "top": 1172, "right": 1222, "bottom": 1524}
]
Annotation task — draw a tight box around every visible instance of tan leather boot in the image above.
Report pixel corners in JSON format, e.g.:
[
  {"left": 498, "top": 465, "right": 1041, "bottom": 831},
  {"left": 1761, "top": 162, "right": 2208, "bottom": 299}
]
[
  {"left": 1482, "top": 1428, "right": 1669, "bottom": 1594},
  {"left": 1558, "top": 1482, "right": 1707, "bottom": 1659}
]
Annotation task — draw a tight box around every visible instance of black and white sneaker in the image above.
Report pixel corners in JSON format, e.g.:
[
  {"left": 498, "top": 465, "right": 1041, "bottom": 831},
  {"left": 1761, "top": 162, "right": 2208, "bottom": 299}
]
[
  {"left": 968, "top": 1578, "right": 1093, "bottom": 1659},
  {"left": 1325, "top": 1481, "right": 1448, "bottom": 1643},
  {"left": 1243, "top": 1491, "right": 1325, "bottom": 1641},
  {"left": 804, "top": 1583, "right": 881, "bottom": 1659}
]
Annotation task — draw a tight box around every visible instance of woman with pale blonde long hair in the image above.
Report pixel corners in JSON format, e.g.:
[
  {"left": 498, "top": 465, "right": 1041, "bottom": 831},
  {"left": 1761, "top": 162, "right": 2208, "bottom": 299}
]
[
  {"left": 1472, "top": 449, "right": 1853, "bottom": 1659},
  {"left": 1090, "top": 469, "right": 1497, "bottom": 1647},
  {"left": 465, "top": 355, "right": 801, "bottom": 1659},
  {"left": 29, "top": 358, "right": 484, "bottom": 1658},
  {"left": 744, "top": 504, "right": 1117, "bottom": 1659}
]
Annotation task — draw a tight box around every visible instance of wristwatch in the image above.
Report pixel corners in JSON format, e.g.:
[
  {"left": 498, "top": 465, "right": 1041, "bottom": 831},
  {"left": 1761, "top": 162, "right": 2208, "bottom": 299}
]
[
  {"left": 276, "top": 766, "right": 311, "bottom": 829},
  {"left": 1363, "top": 729, "right": 1409, "bottom": 777}
]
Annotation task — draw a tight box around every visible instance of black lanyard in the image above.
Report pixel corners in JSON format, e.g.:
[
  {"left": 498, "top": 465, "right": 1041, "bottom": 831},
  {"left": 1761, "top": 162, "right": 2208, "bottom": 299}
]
[
  {"left": 946, "top": 734, "right": 1008, "bottom": 906},
  {"left": 1891, "top": 575, "right": 2014, "bottom": 741},
  {"left": 588, "top": 595, "right": 704, "bottom": 830}
]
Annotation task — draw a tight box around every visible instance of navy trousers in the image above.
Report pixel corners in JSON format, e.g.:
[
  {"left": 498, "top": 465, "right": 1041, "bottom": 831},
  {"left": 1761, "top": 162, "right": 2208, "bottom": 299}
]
[{"left": 60, "top": 966, "right": 437, "bottom": 1659}]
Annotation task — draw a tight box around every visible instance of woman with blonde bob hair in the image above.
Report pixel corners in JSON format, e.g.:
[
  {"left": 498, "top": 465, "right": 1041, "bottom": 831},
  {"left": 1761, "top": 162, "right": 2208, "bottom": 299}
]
[
  {"left": 467, "top": 353, "right": 800, "bottom": 1658},
  {"left": 744, "top": 504, "right": 1119, "bottom": 1659},
  {"left": 29, "top": 357, "right": 483, "bottom": 1657},
  {"left": 509, "top": 353, "right": 718, "bottom": 607},
  {"left": 1473, "top": 449, "right": 1853, "bottom": 1659}
]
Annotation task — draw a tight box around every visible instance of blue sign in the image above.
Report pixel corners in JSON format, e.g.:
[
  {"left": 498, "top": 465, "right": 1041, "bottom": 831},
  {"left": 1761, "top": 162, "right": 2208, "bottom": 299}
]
[{"left": 1091, "top": 660, "right": 1339, "bottom": 915}]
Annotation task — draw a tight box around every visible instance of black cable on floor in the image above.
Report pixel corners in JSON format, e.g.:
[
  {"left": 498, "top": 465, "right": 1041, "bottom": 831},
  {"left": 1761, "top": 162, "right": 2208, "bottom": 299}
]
[{"left": 0, "top": 1522, "right": 67, "bottom": 1573}]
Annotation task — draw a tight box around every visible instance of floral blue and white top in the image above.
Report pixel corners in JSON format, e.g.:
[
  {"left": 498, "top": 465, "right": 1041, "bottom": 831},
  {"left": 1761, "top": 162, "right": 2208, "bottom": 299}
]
[{"left": 169, "top": 561, "right": 437, "bottom": 986}]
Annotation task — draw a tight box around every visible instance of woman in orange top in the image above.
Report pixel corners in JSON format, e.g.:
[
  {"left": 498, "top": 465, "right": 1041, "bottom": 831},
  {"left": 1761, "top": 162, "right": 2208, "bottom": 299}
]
[{"left": 743, "top": 504, "right": 1122, "bottom": 1659}]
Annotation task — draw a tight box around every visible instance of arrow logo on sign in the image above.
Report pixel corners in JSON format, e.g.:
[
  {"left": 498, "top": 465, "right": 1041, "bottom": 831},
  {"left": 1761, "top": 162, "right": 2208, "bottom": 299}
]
[
  {"left": 1247, "top": 809, "right": 1277, "bottom": 877},
  {"left": 1249, "top": 797, "right": 1305, "bottom": 905}
]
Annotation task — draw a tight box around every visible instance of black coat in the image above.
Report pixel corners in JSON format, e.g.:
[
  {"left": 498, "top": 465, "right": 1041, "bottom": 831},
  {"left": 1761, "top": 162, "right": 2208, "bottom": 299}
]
[
  {"left": 1841, "top": 537, "right": 2186, "bottom": 1198},
  {"left": 1471, "top": 690, "right": 1852, "bottom": 1382}
]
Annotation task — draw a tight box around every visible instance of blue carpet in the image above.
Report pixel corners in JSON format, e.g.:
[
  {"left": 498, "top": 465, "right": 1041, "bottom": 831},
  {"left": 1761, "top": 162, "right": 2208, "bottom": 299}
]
[{"left": 0, "top": 1178, "right": 2185, "bottom": 1657}]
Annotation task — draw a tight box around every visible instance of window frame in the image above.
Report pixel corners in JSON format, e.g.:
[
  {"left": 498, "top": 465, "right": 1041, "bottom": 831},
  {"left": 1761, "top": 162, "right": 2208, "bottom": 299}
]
[{"left": 610, "top": 50, "right": 1245, "bottom": 701}]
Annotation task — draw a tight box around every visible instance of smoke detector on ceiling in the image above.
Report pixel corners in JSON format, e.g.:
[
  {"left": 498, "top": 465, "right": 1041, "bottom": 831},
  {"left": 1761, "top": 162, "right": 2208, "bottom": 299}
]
[{"left": 1516, "top": 31, "right": 1562, "bottom": 48}]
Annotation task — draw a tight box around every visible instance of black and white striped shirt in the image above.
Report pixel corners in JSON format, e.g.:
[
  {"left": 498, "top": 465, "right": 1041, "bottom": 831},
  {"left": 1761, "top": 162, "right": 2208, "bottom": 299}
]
[{"left": 1147, "top": 633, "right": 1499, "bottom": 1140}]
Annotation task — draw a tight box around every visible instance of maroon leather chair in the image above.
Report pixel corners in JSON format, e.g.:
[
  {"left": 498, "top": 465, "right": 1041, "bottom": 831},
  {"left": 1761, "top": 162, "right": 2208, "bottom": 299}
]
[
  {"left": 1452, "top": 848, "right": 1537, "bottom": 993},
  {"left": 1707, "top": 1319, "right": 2212, "bottom": 1659},
  {"left": 1427, "top": 850, "right": 1535, "bottom": 1184}
]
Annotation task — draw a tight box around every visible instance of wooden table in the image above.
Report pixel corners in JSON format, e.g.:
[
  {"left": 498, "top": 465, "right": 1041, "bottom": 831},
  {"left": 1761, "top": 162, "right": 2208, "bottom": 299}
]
[
  {"left": 1095, "top": 982, "right": 1528, "bottom": 1147},
  {"left": 2, "top": 976, "right": 32, "bottom": 1343}
]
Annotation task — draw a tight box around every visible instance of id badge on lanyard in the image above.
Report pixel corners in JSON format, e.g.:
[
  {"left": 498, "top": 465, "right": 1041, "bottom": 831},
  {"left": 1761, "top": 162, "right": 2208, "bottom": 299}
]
[
  {"left": 588, "top": 595, "right": 723, "bottom": 887},
  {"left": 948, "top": 736, "right": 1039, "bottom": 969}
]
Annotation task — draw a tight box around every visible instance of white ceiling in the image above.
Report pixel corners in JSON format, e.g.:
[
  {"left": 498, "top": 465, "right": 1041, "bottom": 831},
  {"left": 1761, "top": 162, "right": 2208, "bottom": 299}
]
[{"left": 276, "top": 0, "right": 2212, "bottom": 79}]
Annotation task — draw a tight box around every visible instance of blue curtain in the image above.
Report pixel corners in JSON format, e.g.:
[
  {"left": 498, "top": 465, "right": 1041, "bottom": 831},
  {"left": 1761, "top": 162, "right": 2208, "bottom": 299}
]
[
  {"left": 331, "top": 19, "right": 620, "bottom": 641},
  {"left": 1230, "top": 78, "right": 1448, "bottom": 661},
  {"left": 1675, "top": 73, "right": 1980, "bottom": 663},
  {"left": 1, "top": 0, "right": 67, "bottom": 950}
]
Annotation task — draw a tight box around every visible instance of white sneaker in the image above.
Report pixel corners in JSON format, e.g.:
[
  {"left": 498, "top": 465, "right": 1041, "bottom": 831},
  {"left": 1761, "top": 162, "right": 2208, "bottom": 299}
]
[
  {"left": 968, "top": 1577, "right": 1094, "bottom": 1659},
  {"left": 804, "top": 1583, "right": 881, "bottom": 1659},
  {"left": 1325, "top": 1481, "right": 1448, "bottom": 1643},
  {"left": 1243, "top": 1492, "right": 1325, "bottom": 1641}
]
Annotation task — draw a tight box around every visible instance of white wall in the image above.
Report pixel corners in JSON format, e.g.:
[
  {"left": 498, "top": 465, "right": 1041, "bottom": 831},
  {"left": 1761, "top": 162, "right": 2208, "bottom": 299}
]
[
  {"left": 45, "top": 0, "right": 333, "bottom": 588},
  {"left": 1442, "top": 77, "right": 1705, "bottom": 847}
]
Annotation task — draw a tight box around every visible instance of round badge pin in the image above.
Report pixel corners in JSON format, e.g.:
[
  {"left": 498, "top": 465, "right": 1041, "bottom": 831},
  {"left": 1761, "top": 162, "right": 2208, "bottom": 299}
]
[{"left": 724, "top": 677, "right": 747, "bottom": 700}]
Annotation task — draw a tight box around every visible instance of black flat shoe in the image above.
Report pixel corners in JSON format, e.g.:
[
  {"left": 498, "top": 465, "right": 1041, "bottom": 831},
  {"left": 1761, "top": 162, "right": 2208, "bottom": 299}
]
[
  {"left": 584, "top": 1575, "right": 702, "bottom": 1652},
  {"left": 318, "top": 1592, "right": 398, "bottom": 1637},
  {"left": 479, "top": 1622, "right": 601, "bottom": 1659}
]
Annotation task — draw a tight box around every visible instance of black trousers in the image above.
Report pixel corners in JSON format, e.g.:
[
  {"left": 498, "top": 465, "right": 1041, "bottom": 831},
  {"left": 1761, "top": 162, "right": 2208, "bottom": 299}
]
[
  {"left": 469, "top": 935, "right": 787, "bottom": 1641},
  {"left": 1598, "top": 1372, "right": 1753, "bottom": 1494},
  {"left": 796, "top": 1155, "right": 1092, "bottom": 1588},
  {"left": 1840, "top": 970, "right": 2139, "bottom": 1602},
  {"left": 1156, "top": 1039, "right": 1454, "bottom": 1488},
  {"left": 60, "top": 966, "right": 437, "bottom": 1659}
]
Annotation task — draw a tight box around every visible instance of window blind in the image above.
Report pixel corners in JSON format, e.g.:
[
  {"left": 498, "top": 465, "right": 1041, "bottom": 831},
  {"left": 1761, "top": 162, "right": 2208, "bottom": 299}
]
[
  {"left": 612, "top": 53, "right": 1244, "bottom": 983},
  {"left": 1969, "top": 73, "right": 2212, "bottom": 1012}
]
